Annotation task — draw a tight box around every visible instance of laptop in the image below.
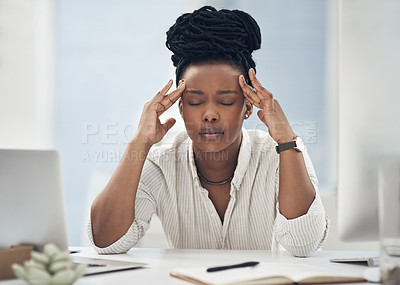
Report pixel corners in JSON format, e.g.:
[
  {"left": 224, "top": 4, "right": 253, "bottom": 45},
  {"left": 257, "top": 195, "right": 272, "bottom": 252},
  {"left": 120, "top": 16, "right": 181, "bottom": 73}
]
[{"left": 0, "top": 149, "right": 146, "bottom": 275}]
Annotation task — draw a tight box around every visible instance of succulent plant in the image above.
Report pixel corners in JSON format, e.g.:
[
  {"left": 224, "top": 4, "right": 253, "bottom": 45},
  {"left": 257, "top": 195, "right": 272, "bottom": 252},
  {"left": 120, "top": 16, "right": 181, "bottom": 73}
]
[{"left": 11, "top": 243, "right": 86, "bottom": 285}]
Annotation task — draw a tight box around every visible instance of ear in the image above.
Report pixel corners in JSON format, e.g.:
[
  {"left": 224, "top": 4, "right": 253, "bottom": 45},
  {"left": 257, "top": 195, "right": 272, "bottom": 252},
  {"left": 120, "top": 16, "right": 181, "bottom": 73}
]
[
  {"left": 244, "top": 100, "right": 253, "bottom": 119},
  {"left": 178, "top": 98, "right": 183, "bottom": 116}
]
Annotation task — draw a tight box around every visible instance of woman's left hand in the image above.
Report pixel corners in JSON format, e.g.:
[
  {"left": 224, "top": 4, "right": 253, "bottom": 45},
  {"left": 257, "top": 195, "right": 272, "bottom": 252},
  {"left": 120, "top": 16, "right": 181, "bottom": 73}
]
[{"left": 239, "top": 68, "right": 295, "bottom": 144}]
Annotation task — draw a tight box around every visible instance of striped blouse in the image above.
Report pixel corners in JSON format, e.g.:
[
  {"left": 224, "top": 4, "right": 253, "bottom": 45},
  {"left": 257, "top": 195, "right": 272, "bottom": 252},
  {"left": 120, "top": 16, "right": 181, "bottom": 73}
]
[{"left": 88, "top": 129, "right": 329, "bottom": 257}]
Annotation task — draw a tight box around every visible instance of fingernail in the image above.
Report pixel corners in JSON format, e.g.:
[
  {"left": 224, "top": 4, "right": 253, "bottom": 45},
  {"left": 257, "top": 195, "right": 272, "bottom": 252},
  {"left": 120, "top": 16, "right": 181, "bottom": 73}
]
[
  {"left": 242, "top": 76, "right": 246, "bottom": 83},
  {"left": 179, "top": 82, "right": 185, "bottom": 88},
  {"left": 252, "top": 68, "right": 255, "bottom": 75}
]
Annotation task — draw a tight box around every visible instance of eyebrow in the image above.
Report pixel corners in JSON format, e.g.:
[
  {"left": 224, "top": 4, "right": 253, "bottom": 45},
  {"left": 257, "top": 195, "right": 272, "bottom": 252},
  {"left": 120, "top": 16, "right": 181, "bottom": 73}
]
[{"left": 185, "top": 90, "right": 238, "bottom": 95}]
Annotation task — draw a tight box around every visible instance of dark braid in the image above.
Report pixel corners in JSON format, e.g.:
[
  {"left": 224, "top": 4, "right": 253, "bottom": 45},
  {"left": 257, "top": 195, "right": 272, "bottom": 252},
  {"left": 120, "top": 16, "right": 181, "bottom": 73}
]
[{"left": 166, "top": 6, "right": 261, "bottom": 86}]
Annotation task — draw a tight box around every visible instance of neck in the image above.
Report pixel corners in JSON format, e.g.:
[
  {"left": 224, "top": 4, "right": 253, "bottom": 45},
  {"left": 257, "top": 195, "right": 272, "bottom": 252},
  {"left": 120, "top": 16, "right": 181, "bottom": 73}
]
[{"left": 194, "top": 135, "right": 242, "bottom": 183}]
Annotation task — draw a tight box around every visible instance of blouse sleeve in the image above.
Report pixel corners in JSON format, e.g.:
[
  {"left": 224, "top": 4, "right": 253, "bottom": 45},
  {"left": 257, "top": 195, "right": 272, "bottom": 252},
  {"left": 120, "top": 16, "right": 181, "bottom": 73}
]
[
  {"left": 273, "top": 147, "right": 330, "bottom": 257},
  {"left": 87, "top": 160, "right": 161, "bottom": 254}
]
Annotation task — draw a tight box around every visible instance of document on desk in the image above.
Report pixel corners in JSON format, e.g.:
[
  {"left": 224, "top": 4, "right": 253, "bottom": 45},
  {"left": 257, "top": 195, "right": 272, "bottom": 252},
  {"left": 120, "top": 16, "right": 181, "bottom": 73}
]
[
  {"left": 170, "top": 262, "right": 365, "bottom": 285},
  {"left": 72, "top": 256, "right": 146, "bottom": 276}
]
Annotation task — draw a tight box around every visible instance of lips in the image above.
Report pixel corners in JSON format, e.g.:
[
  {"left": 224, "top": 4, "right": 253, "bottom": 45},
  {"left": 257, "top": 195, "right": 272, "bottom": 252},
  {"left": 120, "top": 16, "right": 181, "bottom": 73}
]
[
  {"left": 198, "top": 127, "right": 224, "bottom": 135},
  {"left": 198, "top": 127, "right": 224, "bottom": 141}
]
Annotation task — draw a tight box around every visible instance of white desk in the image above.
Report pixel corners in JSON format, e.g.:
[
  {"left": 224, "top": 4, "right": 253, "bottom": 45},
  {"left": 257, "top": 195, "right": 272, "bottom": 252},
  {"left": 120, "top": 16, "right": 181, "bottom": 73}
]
[{"left": 1, "top": 248, "right": 378, "bottom": 284}]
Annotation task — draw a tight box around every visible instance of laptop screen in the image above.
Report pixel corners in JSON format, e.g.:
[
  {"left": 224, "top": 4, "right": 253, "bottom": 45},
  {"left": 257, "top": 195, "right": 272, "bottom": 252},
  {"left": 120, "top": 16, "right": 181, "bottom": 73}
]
[{"left": 0, "top": 149, "right": 68, "bottom": 251}]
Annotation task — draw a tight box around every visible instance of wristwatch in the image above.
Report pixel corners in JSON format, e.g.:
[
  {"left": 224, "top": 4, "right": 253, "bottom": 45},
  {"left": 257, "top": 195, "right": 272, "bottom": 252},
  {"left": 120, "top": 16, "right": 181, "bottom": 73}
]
[{"left": 275, "top": 136, "right": 305, "bottom": 154}]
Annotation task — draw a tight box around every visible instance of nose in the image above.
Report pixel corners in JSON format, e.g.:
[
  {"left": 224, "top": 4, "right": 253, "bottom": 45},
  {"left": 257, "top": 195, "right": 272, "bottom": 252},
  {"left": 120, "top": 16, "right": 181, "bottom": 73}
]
[{"left": 202, "top": 109, "right": 219, "bottom": 122}]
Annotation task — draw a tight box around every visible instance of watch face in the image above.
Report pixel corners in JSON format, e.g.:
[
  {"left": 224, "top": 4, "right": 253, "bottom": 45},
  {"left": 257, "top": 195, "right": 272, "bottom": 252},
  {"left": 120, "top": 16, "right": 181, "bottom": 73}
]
[{"left": 295, "top": 137, "right": 305, "bottom": 152}]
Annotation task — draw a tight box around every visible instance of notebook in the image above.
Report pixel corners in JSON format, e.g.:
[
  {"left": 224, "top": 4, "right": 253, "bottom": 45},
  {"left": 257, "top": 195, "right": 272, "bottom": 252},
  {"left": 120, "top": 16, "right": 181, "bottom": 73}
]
[
  {"left": 0, "top": 149, "right": 146, "bottom": 275},
  {"left": 170, "top": 262, "right": 365, "bottom": 285}
]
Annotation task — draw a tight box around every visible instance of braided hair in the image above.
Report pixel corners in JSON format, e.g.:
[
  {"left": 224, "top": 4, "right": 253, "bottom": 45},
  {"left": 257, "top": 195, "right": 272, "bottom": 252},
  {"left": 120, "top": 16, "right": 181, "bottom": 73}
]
[{"left": 166, "top": 6, "right": 261, "bottom": 86}]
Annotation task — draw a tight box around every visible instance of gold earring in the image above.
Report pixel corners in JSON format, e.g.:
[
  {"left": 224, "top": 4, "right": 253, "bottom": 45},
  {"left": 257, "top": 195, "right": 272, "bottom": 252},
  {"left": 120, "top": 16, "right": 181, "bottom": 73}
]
[{"left": 245, "top": 113, "right": 249, "bottom": 119}]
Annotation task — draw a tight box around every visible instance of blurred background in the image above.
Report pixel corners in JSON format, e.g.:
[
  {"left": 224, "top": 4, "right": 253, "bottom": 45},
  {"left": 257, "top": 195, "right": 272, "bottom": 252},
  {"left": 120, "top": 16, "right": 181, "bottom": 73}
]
[{"left": 0, "top": 0, "right": 338, "bottom": 246}]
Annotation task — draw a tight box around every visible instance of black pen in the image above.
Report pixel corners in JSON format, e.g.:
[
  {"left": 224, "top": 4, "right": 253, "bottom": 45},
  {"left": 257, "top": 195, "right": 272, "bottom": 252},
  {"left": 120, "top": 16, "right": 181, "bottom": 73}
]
[{"left": 207, "top": 261, "right": 259, "bottom": 272}]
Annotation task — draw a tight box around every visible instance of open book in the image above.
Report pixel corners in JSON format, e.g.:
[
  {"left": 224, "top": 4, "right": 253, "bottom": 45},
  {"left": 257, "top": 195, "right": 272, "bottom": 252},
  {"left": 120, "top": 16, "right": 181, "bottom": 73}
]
[{"left": 170, "top": 262, "right": 365, "bottom": 285}]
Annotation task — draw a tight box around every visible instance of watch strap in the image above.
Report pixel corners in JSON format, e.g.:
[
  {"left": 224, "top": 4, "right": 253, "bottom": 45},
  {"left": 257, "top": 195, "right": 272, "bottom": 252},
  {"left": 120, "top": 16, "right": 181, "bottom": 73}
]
[{"left": 275, "top": 140, "right": 297, "bottom": 154}]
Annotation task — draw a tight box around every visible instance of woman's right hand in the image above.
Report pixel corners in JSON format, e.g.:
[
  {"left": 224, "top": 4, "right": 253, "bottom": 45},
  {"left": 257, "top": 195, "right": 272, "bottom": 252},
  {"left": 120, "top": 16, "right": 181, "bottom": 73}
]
[{"left": 135, "top": 80, "right": 185, "bottom": 146}]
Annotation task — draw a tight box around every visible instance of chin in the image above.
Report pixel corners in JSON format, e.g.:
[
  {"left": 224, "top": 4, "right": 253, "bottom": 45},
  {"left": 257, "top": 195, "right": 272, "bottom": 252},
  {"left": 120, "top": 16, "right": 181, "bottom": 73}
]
[
  {"left": 188, "top": 130, "right": 242, "bottom": 154},
  {"left": 193, "top": 139, "right": 236, "bottom": 155},
  {"left": 200, "top": 145, "right": 226, "bottom": 153}
]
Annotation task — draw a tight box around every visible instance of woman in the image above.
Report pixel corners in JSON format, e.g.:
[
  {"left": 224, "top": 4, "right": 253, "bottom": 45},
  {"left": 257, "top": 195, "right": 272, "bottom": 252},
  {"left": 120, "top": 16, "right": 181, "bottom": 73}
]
[{"left": 89, "top": 6, "right": 329, "bottom": 257}]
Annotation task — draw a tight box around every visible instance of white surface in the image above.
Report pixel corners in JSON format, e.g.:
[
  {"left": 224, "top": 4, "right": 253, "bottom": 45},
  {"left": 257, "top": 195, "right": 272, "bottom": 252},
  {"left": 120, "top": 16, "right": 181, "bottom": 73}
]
[
  {"left": 0, "top": 0, "right": 54, "bottom": 149},
  {"left": 321, "top": 193, "right": 379, "bottom": 251},
  {"left": 0, "top": 248, "right": 378, "bottom": 284},
  {"left": 364, "top": 267, "right": 381, "bottom": 283},
  {"left": 338, "top": 0, "right": 400, "bottom": 242},
  {"left": 378, "top": 159, "right": 400, "bottom": 239}
]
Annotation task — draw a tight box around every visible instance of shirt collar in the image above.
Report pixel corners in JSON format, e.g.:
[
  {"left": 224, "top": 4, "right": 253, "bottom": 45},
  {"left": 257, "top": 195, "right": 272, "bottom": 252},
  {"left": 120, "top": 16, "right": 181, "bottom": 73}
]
[
  {"left": 232, "top": 128, "right": 251, "bottom": 190},
  {"left": 187, "top": 137, "right": 201, "bottom": 188},
  {"left": 187, "top": 128, "right": 252, "bottom": 191}
]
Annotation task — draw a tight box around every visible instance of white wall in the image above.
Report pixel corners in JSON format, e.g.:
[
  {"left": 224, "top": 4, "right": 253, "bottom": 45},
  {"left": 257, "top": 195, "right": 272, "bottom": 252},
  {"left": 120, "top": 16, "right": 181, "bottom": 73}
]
[
  {"left": 321, "top": 193, "right": 379, "bottom": 251},
  {"left": 337, "top": 0, "right": 400, "bottom": 242},
  {"left": 0, "top": 0, "right": 54, "bottom": 149}
]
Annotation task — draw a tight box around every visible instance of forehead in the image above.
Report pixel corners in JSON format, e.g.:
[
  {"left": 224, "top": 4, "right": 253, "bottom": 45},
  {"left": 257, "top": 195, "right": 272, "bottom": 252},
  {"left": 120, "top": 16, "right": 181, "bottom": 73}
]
[{"left": 182, "top": 63, "right": 242, "bottom": 84}]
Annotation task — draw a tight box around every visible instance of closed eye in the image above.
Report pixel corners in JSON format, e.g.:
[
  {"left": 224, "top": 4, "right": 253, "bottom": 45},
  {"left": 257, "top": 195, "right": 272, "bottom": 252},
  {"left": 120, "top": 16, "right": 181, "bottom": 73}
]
[
  {"left": 188, "top": 102, "right": 202, "bottom": 106},
  {"left": 219, "top": 102, "right": 234, "bottom": 106}
]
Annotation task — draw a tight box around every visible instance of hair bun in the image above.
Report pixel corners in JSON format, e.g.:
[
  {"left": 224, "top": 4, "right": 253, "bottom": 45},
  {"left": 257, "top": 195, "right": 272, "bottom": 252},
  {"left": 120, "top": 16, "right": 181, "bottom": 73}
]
[{"left": 166, "top": 6, "right": 261, "bottom": 67}]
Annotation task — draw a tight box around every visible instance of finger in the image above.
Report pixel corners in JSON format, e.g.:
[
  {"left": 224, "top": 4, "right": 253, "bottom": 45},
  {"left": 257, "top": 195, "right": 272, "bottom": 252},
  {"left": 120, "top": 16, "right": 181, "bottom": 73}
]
[
  {"left": 152, "top": 79, "right": 174, "bottom": 103},
  {"left": 245, "top": 91, "right": 260, "bottom": 108},
  {"left": 257, "top": 109, "right": 265, "bottom": 122},
  {"left": 248, "top": 69, "right": 275, "bottom": 110},
  {"left": 161, "top": 81, "right": 185, "bottom": 109},
  {"left": 239, "top": 75, "right": 260, "bottom": 103},
  {"left": 248, "top": 69, "right": 266, "bottom": 103},
  {"left": 161, "top": 118, "right": 176, "bottom": 133},
  {"left": 238, "top": 74, "right": 248, "bottom": 90},
  {"left": 157, "top": 82, "right": 185, "bottom": 116},
  {"left": 249, "top": 68, "right": 273, "bottom": 100},
  {"left": 239, "top": 75, "right": 259, "bottom": 107}
]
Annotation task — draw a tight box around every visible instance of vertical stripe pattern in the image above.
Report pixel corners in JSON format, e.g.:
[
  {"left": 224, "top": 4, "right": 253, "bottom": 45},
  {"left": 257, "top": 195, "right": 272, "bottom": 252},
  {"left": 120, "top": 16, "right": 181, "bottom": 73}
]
[{"left": 88, "top": 129, "right": 329, "bottom": 257}]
